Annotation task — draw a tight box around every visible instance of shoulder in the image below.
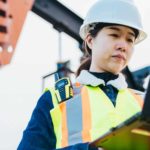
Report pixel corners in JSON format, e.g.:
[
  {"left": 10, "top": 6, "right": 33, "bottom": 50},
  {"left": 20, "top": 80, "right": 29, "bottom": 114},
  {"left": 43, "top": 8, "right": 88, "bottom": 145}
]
[
  {"left": 128, "top": 88, "right": 145, "bottom": 99},
  {"left": 36, "top": 88, "right": 55, "bottom": 110}
]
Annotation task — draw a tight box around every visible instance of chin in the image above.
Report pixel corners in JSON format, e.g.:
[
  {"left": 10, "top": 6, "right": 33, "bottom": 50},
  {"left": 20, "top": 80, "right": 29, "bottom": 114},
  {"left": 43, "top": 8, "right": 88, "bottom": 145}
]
[
  {"left": 110, "top": 68, "right": 122, "bottom": 75},
  {"left": 110, "top": 64, "right": 125, "bottom": 74},
  {"left": 100, "top": 64, "right": 125, "bottom": 74}
]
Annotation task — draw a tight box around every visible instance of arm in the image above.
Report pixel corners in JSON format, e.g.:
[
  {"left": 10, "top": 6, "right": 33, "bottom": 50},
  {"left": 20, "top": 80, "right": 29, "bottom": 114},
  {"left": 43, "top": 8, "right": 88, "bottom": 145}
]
[{"left": 17, "top": 91, "right": 97, "bottom": 150}]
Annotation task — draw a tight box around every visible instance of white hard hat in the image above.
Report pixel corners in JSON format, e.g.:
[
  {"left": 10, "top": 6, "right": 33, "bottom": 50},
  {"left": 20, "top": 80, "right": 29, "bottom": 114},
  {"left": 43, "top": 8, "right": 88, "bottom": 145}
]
[{"left": 80, "top": 0, "right": 147, "bottom": 44}]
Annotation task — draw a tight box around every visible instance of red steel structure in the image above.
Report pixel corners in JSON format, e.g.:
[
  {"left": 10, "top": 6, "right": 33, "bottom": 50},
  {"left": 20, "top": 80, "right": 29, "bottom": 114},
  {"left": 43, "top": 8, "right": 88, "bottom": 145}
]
[{"left": 0, "top": 0, "right": 34, "bottom": 66}]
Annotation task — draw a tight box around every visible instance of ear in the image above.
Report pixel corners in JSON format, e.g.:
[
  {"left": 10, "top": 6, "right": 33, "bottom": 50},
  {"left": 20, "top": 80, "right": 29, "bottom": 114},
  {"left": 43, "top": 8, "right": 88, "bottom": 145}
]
[{"left": 85, "top": 34, "right": 93, "bottom": 50}]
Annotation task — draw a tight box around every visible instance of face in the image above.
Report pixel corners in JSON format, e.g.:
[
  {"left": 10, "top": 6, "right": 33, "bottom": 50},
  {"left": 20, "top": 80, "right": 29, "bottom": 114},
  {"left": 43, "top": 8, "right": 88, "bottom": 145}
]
[{"left": 86, "top": 25, "right": 136, "bottom": 74}]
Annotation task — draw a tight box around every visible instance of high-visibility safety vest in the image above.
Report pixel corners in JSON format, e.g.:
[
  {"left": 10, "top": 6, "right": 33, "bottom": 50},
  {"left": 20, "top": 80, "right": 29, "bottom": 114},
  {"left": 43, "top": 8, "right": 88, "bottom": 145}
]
[{"left": 49, "top": 84, "right": 143, "bottom": 149}]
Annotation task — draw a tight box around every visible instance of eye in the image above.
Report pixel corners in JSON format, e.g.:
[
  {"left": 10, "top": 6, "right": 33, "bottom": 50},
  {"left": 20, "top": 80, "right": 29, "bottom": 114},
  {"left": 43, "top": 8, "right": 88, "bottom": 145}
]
[
  {"left": 109, "top": 34, "right": 119, "bottom": 38},
  {"left": 127, "top": 38, "right": 134, "bottom": 43}
]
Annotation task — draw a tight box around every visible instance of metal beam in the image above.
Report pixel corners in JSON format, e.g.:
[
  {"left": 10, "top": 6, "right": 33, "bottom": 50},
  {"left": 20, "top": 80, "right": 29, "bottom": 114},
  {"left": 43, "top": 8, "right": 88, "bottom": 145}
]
[
  {"left": 133, "top": 66, "right": 150, "bottom": 79},
  {"left": 132, "top": 66, "right": 150, "bottom": 90},
  {"left": 122, "top": 67, "right": 145, "bottom": 91},
  {"left": 32, "top": 0, "right": 83, "bottom": 44}
]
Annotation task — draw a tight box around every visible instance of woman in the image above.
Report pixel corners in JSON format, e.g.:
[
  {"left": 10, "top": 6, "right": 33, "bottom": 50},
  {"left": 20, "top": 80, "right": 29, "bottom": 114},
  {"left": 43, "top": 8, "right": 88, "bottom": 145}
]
[{"left": 18, "top": 0, "right": 147, "bottom": 150}]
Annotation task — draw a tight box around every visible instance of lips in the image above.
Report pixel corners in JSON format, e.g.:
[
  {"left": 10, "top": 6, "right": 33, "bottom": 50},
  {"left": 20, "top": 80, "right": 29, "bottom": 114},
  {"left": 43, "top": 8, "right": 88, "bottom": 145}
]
[{"left": 112, "top": 54, "right": 126, "bottom": 61}]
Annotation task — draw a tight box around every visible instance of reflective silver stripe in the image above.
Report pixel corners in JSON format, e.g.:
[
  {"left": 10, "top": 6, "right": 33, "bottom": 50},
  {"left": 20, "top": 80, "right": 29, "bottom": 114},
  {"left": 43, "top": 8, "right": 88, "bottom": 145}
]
[
  {"left": 72, "top": 84, "right": 83, "bottom": 95},
  {"left": 66, "top": 94, "right": 83, "bottom": 145}
]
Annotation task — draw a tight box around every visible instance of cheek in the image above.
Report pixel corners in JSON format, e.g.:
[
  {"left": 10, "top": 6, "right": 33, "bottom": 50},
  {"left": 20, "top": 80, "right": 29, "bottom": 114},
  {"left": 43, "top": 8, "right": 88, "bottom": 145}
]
[
  {"left": 91, "top": 35, "right": 113, "bottom": 60},
  {"left": 93, "top": 39, "right": 110, "bottom": 54},
  {"left": 92, "top": 46, "right": 106, "bottom": 59},
  {"left": 127, "top": 49, "right": 134, "bottom": 61}
]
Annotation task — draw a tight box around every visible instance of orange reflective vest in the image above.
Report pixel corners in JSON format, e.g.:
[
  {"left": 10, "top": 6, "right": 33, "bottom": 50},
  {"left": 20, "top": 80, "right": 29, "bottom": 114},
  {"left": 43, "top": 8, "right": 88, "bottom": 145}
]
[{"left": 49, "top": 84, "right": 143, "bottom": 148}]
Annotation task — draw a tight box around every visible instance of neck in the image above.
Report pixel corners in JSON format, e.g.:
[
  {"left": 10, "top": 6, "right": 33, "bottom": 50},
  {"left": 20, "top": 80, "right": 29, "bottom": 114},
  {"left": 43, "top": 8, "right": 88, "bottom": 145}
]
[
  {"left": 89, "top": 71, "right": 119, "bottom": 83},
  {"left": 89, "top": 63, "right": 120, "bottom": 75},
  {"left": 89, "top": 63, "right": 104, "bottom": 73}
]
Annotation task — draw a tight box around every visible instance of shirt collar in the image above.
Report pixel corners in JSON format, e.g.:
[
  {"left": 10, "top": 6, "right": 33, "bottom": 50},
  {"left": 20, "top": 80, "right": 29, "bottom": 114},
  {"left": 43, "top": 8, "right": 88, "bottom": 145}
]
[{"left": 76, "top": 70, "right": 127, "bottom": 90}]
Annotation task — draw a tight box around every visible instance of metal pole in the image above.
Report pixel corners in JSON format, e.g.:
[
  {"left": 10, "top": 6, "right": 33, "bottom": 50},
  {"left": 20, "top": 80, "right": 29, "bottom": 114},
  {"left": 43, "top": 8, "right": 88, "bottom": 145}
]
[{"left": 58, "top": 31, "right": 62, "bottom": 62}]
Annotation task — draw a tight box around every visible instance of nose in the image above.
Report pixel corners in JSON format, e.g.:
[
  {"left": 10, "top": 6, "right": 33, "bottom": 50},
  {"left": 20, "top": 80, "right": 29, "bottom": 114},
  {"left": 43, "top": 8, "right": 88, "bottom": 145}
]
[{"left": 115, "top": 40, "right": 128, "bottom": 52}]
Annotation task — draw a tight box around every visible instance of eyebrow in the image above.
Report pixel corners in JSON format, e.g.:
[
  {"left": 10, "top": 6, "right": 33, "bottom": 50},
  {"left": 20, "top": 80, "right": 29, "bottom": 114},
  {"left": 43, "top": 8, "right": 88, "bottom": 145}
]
[{"left": 106, "top": 26, "right": 135, "bottom": 37}]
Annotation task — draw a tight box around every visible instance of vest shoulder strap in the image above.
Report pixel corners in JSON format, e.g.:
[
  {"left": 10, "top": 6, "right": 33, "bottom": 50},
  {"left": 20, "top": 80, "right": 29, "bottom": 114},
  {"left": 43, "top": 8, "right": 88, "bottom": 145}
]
[
  {"left": 45, "top": 82, "right": 84, "bottom": 108},
  {"left": 44, "top": 87, "right": 59, "bottom": 108},
  {"left": 128, "top": 88, "right": 144, "bottom": 108},
  {"left": 72, "top": 82, "right": 83, "bottom": 95}
]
